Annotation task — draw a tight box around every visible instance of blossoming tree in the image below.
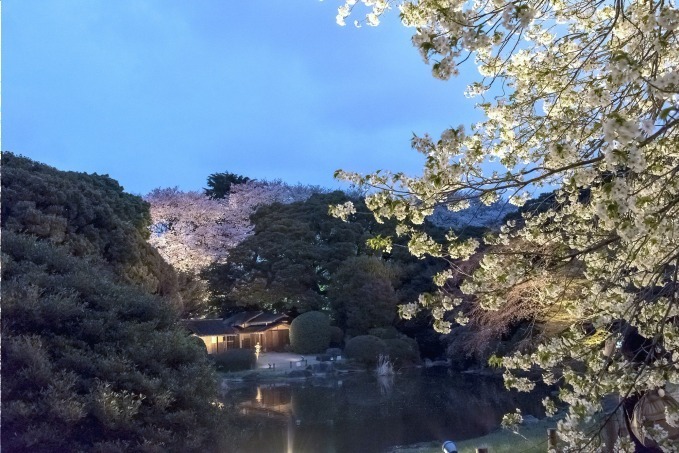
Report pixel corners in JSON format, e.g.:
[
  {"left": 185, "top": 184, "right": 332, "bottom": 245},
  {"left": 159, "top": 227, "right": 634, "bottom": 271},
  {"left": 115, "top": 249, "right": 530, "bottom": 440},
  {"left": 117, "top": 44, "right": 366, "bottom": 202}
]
[
  {"left": 145, "top": 180, "right": 319, "bottom": 274},
  {"left": 331, "top": 0, "right": 679, "bottom": 449}
]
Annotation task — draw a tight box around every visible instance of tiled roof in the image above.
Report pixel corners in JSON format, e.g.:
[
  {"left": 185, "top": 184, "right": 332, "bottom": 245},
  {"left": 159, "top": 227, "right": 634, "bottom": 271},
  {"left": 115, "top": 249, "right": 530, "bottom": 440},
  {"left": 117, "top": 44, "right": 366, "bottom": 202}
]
[
  {"left": 247, "top": 312, "right": 289, "bottom": 325},
  {"left": 182, "top": 319, "right": 238, "bottom": 336},
  {"left": 238, "top": 325, "right": 271, "bottom": 334},
  {"left": 223, "top": 311, "right": 289, "bottom": 327},
  {"left": 183, "top": 312, "right": 291, "bottom": 335},
  {"left": 223, "top": 311, "right": 263, "bottom": 326},
  {"left": 238, "top": 321, "right": 289, "bottom": 333}
]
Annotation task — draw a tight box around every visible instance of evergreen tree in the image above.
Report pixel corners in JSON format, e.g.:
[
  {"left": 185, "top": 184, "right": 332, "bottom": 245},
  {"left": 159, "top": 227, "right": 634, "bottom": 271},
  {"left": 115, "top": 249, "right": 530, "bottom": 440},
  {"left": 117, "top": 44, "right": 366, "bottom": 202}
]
[
  {"left": 328, "top": 256, "right": 400, "bottom": 336},
  {"left": 1, "top": 154, "right": 226, "bottom": 452},
  {"left": 204, "top": 191, "right": 372, "bottom": 314},
  {"left": 204, "top": 171, "right": 250, "bottom": 199}
]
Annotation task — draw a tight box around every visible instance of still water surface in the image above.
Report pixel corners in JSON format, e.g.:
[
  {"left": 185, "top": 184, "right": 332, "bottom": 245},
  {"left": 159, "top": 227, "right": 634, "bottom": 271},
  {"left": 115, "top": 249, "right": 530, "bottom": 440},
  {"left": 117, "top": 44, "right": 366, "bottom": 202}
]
[{"left": 223, "top": 370, "right": 548, "bottom": 453}]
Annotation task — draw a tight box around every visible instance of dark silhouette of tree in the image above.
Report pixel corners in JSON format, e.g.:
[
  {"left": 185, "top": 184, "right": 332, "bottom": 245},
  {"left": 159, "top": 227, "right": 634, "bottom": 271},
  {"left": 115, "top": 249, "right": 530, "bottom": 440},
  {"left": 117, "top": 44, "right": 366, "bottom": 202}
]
[
  {"left": 204, "top": 171, "right": 250, "bottom": 199},
  {"left": 328, "top": 256, "right": 399, "bottom": 336}
]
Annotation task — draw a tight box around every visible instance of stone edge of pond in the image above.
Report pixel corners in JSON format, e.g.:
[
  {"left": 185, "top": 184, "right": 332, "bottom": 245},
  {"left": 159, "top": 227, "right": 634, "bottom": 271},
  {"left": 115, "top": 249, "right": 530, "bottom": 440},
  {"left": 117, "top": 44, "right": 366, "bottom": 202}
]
[{"left": 219, "top": 368, "right": 366, "bottom": 384}]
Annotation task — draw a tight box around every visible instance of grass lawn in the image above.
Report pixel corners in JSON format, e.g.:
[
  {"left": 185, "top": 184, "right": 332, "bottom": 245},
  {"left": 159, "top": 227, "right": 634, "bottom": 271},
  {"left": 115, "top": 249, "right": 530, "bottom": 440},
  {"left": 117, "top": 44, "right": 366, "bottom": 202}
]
[{"left": 389, "top": 418, "right": 557, "bottom": 453}]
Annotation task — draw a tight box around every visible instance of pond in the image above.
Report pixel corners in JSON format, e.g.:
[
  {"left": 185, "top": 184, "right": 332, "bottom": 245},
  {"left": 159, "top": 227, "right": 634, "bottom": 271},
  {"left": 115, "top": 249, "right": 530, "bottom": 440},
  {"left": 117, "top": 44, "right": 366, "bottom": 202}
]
[{"left": 222, "top": 370, "right": 549, "bottom": 453}]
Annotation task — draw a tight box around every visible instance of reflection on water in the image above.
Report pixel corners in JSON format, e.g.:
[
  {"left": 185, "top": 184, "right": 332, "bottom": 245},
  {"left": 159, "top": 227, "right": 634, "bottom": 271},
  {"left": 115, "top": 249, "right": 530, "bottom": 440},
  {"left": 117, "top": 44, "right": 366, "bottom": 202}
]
[{"left": 223, "top": 370, "right": 548, "bottom": 453}]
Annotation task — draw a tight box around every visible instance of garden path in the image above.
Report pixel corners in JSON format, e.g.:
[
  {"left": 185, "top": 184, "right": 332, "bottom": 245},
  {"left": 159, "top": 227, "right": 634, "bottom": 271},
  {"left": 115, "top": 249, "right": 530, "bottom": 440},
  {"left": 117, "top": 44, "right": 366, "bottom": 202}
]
[{"left": 255, "top": 352, "right": 321, "bottom": 371}]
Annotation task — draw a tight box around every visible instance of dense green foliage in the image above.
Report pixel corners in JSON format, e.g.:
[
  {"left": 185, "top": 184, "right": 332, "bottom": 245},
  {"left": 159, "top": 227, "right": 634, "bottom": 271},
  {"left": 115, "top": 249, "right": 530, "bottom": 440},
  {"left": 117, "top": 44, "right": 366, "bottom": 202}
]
[
  {"left": 204, "top": 192, "right": 446, "bottom": 318},
  {"left": 212, "top": 349, "right": 256, "bottom": 372},
  {"left": 202, "top": 190, "right": 450, "bottom": 358},
  {"left": 329, "top": 325, "right": 344, "bottom": 347},
  {"left": 203, "top": 171, "right": 250, "bottom": 199},
  {"left": 367, "top": 326, "right": 421, "bottom": 366},
  {"left": 383, "top": 338, "right": 421, "bottom": 366},
  {"left": 398, "top": 312, "right": 448, "bottom": 359},
  {"left": 328, "top": 256, "right": 399, "bottom": 336},
  {"left": 2, "top": 153, "right": 179, "bottom": 298},
  {"left": 368, "top": 326, "right": 401, "bottom": 340},
  {"left": 289, "top": 311, "right": 332, "bottom": 354},
  {"left": 344, "top": 335, "right": 387, "bottom": 367},
  {"left": 204, "top": 192, "right": 372, "bottom": 313},
  {"left": 1, "top": 154, "right": 223, "bottom": 452}
]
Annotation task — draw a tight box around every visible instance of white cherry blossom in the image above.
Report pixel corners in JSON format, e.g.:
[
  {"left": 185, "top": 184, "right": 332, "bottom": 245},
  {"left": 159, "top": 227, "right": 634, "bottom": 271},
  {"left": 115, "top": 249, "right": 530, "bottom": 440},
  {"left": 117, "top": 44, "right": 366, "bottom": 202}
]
[{"left": 331, "top": 0, "right": 679, "bottom": 447}]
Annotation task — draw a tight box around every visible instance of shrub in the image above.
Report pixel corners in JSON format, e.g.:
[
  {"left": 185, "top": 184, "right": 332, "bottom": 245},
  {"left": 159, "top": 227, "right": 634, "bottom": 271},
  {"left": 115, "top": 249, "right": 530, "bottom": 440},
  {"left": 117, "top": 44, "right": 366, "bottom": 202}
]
[
  {"left": 290, "top": 311, "right": 331, "bottom": 354},
  {"left": 190, "top": 335, "right": 208, "bottom": 354},
  {"left": 344, "top": 335, "right": 387, "bottom": 367},
  {"left": 368, "top": 326, "right": 401, "bottom": 340},
  {"left": 329, "top": 325, "right": 344, "bottom": 346},
  {"left": 325, "top": 347, "right": 342, "bottom": 359},
  {"left": 212, "top": 349, "right": 256, "bottom": 372},
  {"left": 384, "top": 338, "right": 421, "bottom": 366},
  {"left": 1, "top": 154, "right": 222, "bottom": 452},
  {"left": 315, "top": 353, "right": 332, "bottom": 362}
]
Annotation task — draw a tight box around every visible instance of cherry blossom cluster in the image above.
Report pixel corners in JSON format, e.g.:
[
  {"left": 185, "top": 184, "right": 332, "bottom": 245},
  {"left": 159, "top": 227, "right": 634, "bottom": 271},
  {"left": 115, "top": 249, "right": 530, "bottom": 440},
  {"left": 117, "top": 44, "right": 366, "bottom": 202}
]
[
  {"left": 145, "top": 181, "right": 318, "bottom": 274},
  {"left": 332, "top": 0, "right": 679, "bottom": 447}
]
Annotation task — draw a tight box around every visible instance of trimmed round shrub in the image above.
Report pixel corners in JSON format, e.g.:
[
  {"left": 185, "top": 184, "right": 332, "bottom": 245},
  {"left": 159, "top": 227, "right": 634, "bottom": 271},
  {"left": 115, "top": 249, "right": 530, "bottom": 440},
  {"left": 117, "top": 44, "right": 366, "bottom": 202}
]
[
  {"left": 368, "top": 326, "right": 401, "bottom": 340},
  {"left": 212, "top": 349, "right": 256, "bottom": 372},
  {"left": 290, "top": 311, "right": 331, "bottom": 354},
  {"left": 329, "top": 326, "right": 344, "bottom": 346},
  {"left": 384, "top": 338, "right": 421, "bottom": 366},
  {"left": 344, "top": 335, "right": 387, "bottom": 367}
]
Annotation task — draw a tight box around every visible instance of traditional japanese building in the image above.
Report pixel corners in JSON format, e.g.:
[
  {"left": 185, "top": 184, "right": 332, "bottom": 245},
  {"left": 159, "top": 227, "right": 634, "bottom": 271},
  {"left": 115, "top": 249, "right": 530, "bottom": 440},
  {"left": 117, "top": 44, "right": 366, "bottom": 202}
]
[{"left": 183, "top": 311, "right": 290, "bottom": 354}]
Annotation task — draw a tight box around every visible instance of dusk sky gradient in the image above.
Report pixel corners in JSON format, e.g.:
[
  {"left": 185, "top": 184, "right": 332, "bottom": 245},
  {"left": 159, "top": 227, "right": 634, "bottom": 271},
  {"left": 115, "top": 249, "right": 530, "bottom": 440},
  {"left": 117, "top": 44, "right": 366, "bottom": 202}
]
[{"left": 4, "top": 1, "right": 479, "bottom": 195}]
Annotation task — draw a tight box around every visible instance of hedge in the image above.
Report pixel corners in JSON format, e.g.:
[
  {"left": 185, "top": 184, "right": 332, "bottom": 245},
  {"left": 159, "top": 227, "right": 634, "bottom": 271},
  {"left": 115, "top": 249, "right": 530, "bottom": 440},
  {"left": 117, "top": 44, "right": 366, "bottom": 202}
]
[
  {"left": 344, "top": 335, "right": 387, "bottom": 367},
  {"left": 384, "top": 338, "right": 421, "bottom": 366},
  {"left": 212, "top": 349, "right": 256, "bottom": 372},
  {"left": 290, "top": 311, "right": 331, "bottom": 354}
]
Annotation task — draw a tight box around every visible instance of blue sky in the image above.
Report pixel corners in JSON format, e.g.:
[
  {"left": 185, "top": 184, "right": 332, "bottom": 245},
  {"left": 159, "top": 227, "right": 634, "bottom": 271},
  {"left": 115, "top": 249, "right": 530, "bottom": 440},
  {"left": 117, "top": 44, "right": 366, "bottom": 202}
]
[{"left": 3, "top": 1, "right": 479, "bottom": 195}]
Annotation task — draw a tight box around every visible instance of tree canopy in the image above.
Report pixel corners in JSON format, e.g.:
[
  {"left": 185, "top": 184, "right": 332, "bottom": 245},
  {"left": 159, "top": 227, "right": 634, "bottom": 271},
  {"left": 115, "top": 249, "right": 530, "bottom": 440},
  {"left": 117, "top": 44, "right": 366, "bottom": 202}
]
[
  {"left": 204, "top": 191, "right": 446, "bottom": 321},
  {"left": 1, "top": 153, "right": 225, "bottom": 452},
  {"left": 332, "top": 0, "right": 679, "bottom": 449},
  {"left": 2, "top": 153, "right": 178, "bottom": 298},
  {"left": 145, "top": 180, "right": 324, "bottom": 316},
  {"left": 204, "top": 191, "right": 375, "bottom": 314},
  {"left": 146, "top": 180, "right": 323, "bottom": 275},
  {"left": 204, "top": 171, "right": 250, "bottom": 199},
  {"left": 328, "top": 255, "right": 400, "bottom": 336}
]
